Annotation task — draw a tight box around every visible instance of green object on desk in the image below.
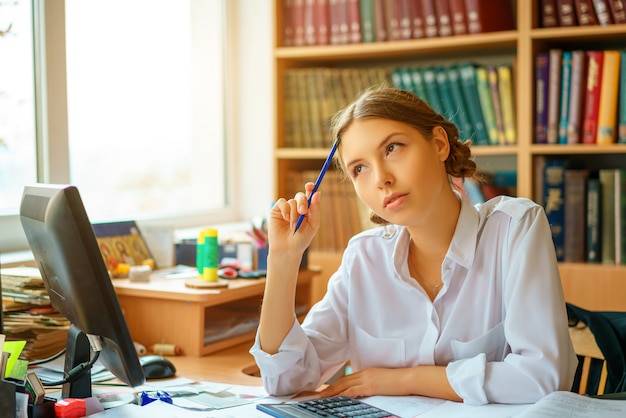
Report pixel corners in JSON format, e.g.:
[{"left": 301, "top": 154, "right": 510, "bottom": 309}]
[{"left": 2, "top": 340, "right": 26, "bottom": 379}]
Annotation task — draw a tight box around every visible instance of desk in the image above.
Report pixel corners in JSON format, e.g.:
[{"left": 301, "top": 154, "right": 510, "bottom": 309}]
[
  {"left": 165, "top": 341, "right": 261, "bottom": 386},
  {"left": 112, "top": 269, "right": 318, "bottom": 357}
]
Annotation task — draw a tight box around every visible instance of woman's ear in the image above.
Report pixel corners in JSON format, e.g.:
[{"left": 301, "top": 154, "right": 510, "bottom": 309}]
[{"left": 432, "top": 126, "right": 450, "bottom": 161}]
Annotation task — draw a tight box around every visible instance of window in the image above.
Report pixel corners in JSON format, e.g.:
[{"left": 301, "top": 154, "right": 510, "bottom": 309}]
[{"left": 0, "top": 0, "right": 232, "bottom": 253}]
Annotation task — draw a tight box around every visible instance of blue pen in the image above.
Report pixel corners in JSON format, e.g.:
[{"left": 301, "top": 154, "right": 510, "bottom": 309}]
[{"left": 294, "top": 137, "right": 340, "bottom": 233}]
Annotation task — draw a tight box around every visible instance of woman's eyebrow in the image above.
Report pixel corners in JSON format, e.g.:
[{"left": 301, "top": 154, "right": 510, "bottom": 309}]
[{"left": 344, "top": 132, "right": 400, "bottom": 168}]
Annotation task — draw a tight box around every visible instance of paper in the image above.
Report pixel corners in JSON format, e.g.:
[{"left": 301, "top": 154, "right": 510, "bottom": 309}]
[{"left": 514, "top": 391, "right": 626, "bottom": 418}]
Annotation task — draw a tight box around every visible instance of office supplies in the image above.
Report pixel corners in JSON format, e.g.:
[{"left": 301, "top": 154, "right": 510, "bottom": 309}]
[
  {"left": 257, "top": 395, "right": 399, "bottom": 417},
  {"left": 294, "top": 137, "right": 340, "bottom": 233}
]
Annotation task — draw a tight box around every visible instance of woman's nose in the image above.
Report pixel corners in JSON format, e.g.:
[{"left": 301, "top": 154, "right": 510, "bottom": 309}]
[{"left": 374, "top": 167, "right": 393, "bottom": 188}]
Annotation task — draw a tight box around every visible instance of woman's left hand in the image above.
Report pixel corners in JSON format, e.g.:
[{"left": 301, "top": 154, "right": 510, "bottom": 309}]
[{"left": 320, "top": 368, "right": 409, "bottom": 398}]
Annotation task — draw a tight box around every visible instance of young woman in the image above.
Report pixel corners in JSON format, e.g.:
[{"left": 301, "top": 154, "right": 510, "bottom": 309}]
[{"left": 250, "top": 87, "right": 577, "bottom": 405}]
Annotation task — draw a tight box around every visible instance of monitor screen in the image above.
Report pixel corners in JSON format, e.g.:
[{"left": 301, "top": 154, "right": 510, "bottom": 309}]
[{"left": 20, "top": 184, "right": 145, "bottom": 398}]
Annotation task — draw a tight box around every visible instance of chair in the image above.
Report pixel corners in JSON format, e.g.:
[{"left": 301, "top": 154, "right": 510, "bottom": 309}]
[{"left": 566, "top": 303, "right": 626, "bottom": 397}]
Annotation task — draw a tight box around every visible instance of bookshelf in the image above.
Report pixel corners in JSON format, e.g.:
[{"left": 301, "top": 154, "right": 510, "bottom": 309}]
[{"left": 272, "top": 1, "right": 626, "bottom": 311}]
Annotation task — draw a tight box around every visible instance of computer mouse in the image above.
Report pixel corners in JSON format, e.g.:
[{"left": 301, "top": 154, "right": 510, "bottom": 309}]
[{"left": 139, "top": 355, "right": 177, "bottom": 380}]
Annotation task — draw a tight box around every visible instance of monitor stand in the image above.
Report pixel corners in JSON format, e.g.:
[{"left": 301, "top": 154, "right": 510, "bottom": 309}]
[{"left": 62, "top": 325, "right": 93, "bottom": 399}]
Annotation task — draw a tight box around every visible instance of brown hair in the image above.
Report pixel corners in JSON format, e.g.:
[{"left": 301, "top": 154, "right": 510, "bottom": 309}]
[{"left": 330, "top": 86, "right": 478, "bottom": 224}]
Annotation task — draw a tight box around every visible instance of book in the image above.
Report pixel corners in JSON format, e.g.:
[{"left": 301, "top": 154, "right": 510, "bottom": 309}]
[
  {"left": 409, "top": 67, "right": 430, "bottom": 102},
  {"left": 458, "top": 62, "right": 489, "bottom": 145},
  {"left": 373, "top": 0, "right": 387, "bottom": 41},
  {"left": 449, "top": 0, "right": 468, "bottom": 35},
  {"left": 283, "top": 0, "right": 296, "bottom": 46},
  {"left": 535, "top": 52, "right": 550, "bottom": 144},
  {"left": 540, "top": 0, "right": 560, "bottom": 27},
  {"left": 487, "top": 66, "right": 506, "bottom": 145},
  {"left": 421, "top": 0, "right": 438, "bottom": 38},
  {"left": 616, "top": 169, "right": 626, "bottom": 265},
  {"left": 359, "top": 0, "right": 376, "bottom": 42},
  {"left": 433, "top": 0, "right": 452, "bottom": 37},
  {"left": 383, "top": 0, "right": 400, "bottom": 41},
  {"left": 447, "top": 65, "right": 476, "bottom": 142},
  {"left": 422, "top": 66, "right": 445, "bottom": 115},
  {"left": 558, "top": 51, "right": 573, "bottom": 144},
  {"left": 293, "top": 0, "right": 307, "bottom": 46},
  {"left": 586, "top": 177, "right": 602, "bottom": 263},
  {"left": 497, "top": 65, "right": 516, "bottom": 145},
  {"left": 410, "top": 0, "right": 425, "bottom": 38},
  {"left": 596, "top": 50, "right": 621, "bottom": 145},
  {"left": 564, "top": 169, "right": 589, "bottom": 262},
  {"left": 592, "top": 0, "right": 614, "bottom": 24},
  {"left": 543, "top": 159, "right": 567, "bottom": 262},
  {"left": 316, "top": 0, "right": 331, "bottom": 45},
  {"left": 397, "top": 0, "right": 413, "bottom": 40},
  {"left": 566, "top": 50, "right": 587, "bottom": 144},
  {"left": 547, "top": 49, "right": 563, "bottom": 144},
  {"left": 557, "top": 0, "right": 579, "bottom": 25},
  {"left": 346, "top": 0, "right": 362, "bottom": 43},
  {"left": 618, "top": 50, "right": 626, "bottom": 144},
  {"left": 599, "top": 168, "right": 616, "bottom": 264},
  {"left": 435, "top": 66, "right": 462, "bottom": 129},
  {"left": 329, "top": 0, "right": 349, "bottom": 44},
  {"left": 475, "top": 66, "right": 499, "bottom": 145},
  {"left": 574, "top": 0, "right": 600, "bottom": 25},
  {"left": 304, "top": 0, "right": 317, "bottom": 45},
  {"left": 581, "top": 50, "right": 604, "bottom": 144},
  {"left": 608, "top": 0, "right": 626, "bottom": 22},
  {"left": 464, "top": 0, "right": 515, "bottom": 34}
]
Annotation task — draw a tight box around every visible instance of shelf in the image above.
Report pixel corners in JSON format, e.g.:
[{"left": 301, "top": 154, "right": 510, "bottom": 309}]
[
  {"left": 275, "top": 31, "right": 518, "bottom": 62},
  {"left": 530, "top": 144, "right": 626, "bottom": 155}
]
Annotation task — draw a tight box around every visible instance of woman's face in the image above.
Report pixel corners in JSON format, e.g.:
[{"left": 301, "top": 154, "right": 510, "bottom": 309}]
[{"left": 340, "top": 118, "right": 450, "bottom": 227}]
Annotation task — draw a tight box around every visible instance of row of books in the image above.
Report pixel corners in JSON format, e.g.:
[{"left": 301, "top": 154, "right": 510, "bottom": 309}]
[
  {"left": 392, "top": 63, "right": 516, "bottom": 146},
  {"left": 540, "top": 0, "right": 626, "bottom": 28},
  {"left": 283, "top": 67, "right": 389, "bottom": 148},
  {"left": 283, "top": 62, "right": 516, "bottom": 149},
  {"left": 285, "top": 169, "right": 374, "bottom": 252},
  {"left": 1, "top": 267, "right": 69, "bottom": 361},
  {"left": 539, "top": 159, "right": 626, "bottom": 265},
  {"left": 281, "top": 0, "right": 515, "bottom": 47},
  {"left": 535, "top": 49, "right": 626, "bottom": 145}
]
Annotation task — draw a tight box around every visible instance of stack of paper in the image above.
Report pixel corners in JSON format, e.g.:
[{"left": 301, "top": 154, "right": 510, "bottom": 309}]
[{"left": 1, "top": 267, "right": 69, "bottom": 361}]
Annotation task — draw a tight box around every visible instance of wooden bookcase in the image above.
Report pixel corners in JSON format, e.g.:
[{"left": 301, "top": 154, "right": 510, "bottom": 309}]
[{"left": 272, "top": 1, "right": 626, "bottom": 311}]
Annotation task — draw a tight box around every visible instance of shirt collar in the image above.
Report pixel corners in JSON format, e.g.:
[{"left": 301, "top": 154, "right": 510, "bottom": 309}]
[{"left": 392, "top": 197, "right": 479, "bottom": 271}]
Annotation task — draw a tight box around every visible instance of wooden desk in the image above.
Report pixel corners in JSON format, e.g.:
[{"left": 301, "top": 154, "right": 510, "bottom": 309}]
[
  {"left": 166, "top": 341, "right": 262, "bottom": 386},
  {"left": 113, "top": 269, "right": 318, "bottom": 357}
]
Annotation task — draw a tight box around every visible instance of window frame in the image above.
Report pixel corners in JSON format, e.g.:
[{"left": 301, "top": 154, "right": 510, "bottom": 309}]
[{"left": 0, "top": 0, "right": 236, "bottom": 254}]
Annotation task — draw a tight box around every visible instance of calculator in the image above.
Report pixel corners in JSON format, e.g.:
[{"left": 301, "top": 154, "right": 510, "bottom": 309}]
[{"left": 256, "top": 395, "right": 400, "bottom": 418}]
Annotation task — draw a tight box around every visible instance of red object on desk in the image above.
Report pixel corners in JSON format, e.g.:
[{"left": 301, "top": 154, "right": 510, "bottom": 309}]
[{"left": 54, "top": 398, "right": 86, "bottom": 418}]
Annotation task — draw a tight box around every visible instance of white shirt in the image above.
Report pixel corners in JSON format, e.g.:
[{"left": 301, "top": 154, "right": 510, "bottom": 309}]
[{"left": 250, "top": 196, "right": 578, "bottom": 405}]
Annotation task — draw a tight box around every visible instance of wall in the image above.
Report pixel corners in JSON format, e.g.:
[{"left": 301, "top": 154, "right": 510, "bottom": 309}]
[{"left": 233, "top": 0, "right": 275, "bottom": 221}]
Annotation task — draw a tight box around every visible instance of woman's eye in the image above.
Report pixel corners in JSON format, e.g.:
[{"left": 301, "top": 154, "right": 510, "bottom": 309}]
[
  {"left": 386, "top": 143, "right": 399, "bottom": 153},
  {"left": 352, "top": 165, "right": 363, "bottom": 177}
]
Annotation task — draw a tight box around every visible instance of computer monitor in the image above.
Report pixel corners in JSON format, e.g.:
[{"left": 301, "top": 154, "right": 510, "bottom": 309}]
[{"left": 19, "top": 184, "right": 145, "bottom": 398}]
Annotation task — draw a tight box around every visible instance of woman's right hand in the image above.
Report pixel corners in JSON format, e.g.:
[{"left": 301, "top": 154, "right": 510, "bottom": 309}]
[{"left": 268, "top": 182, "right": 321, "bottom": 256}]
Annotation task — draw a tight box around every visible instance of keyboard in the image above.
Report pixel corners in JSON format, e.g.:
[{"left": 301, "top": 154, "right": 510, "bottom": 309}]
[{"left": 256, "top": 395, "right": 400, "bottom": 417}]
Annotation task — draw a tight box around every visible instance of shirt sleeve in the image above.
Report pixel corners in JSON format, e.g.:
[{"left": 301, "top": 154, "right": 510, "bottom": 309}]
[
  {"left": 447, "top": 203, "right": 577, "bottom": 404},
  {"left": 249, "top": 260, "right": 353, "bottom": 396}
]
